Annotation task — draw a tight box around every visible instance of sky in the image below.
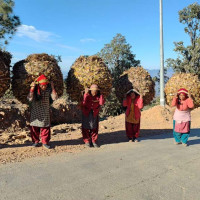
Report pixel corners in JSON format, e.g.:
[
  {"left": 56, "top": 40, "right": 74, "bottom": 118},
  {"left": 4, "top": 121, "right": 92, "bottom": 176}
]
[{"left": 5, "top": 0, "right": 200, "bottom": 77}]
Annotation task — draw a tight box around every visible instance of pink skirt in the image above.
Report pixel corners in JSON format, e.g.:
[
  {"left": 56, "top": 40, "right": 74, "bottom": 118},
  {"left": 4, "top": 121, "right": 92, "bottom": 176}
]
[{"left": 174, "top": 121, "right": 190, "bottom": 133}]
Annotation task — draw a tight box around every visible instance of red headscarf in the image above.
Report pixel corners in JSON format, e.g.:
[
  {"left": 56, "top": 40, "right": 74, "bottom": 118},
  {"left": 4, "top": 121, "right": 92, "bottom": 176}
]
[
  {"left": 37, "top": 74, "right": 49, "bottom": 85},
  {"left": 178, "top": 88, "right": 188, "bottom": 97},
  {"left": 36, "top": 74, "right": 49, "bottom": 95}
]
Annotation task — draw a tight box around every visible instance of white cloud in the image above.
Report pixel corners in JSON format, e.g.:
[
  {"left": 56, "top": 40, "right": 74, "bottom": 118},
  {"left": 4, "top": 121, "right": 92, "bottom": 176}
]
[
  {"left": 80, "top": 38, "right": 96, "bottom": 43},
  {"left": 56, "top": 44, "right": 80, "bottom": 52},
  {"left": 17, "top": 24, "right": 55, "bottom": 42}
]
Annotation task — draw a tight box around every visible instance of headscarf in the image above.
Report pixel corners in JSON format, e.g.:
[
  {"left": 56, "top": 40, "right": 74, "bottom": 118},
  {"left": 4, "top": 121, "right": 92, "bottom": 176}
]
[
  {"left": 89, "top": 84, "right": 100, "bottom": 97},
  {"left": 89, "top": 84, "right": 99, "bottom": 91},
  {"left": 36, "top": 74, "right": 49, "bottom": 85},
  {"left": 178, "top": 88, "right": 188, "bottom": 97},
  {"left": 32, "top": 74, "right": 49, "bottom": 100}
]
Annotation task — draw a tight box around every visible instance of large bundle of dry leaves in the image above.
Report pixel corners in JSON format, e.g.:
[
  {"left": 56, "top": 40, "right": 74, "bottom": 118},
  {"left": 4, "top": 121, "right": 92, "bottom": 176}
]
[
  {"left": 0, "top": 51, "right": 11, "bottom": 98},
  {"left": 66, "top": 55, "right": 112, "bottom": 102},
  {"left": 115, "top": 67, "right": 155, "bottom": 105},
  {"left": 12, "top": 53, "right": 64, "bottom": 104},
  {"left": 165, "top": 73, "right": 200, "bottom": 108}
]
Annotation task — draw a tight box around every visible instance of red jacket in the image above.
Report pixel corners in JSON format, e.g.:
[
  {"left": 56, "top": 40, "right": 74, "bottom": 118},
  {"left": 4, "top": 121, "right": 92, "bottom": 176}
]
[
  {"left": 82, "top": 93, "right": 105, "bottom": 117},
  {"left": 123, "top": 95, "right": 143, "bottom": 120}
]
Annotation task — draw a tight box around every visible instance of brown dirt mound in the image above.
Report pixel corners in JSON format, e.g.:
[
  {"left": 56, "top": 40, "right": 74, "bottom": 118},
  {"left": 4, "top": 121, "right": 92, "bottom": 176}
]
[
  {"left": 0, "top": 97, "right": 81, "bottom": 133},
  {"left": 142, "top": 105, "right": 174, "bottom": 124},
  {"left": 190, "top": 107, "right": 200, "bottom": 128},
  {"left": 0, "top": 99, "right": 29, "bottom": 133}
]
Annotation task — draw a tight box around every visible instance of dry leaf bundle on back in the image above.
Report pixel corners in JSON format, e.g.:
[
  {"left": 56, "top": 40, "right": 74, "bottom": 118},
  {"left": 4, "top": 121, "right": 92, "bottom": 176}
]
[
  {"left": 66, "top": 55, "right": 112, "bottom": 102},
  {"left": 115, "top": 67, "right": 155, "bottom": 105},
  {"left": 0, "top": 51, "right": 11, "bottom": 98},
  {"left": 165, "top": 73, "right": 200, "bottom": 108},
  {"left": 12, "top": 53, "right": 64, "bottom": 104}
]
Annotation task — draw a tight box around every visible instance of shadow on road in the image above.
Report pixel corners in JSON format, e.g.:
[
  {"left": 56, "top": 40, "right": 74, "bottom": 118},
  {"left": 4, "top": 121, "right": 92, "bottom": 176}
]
[
  {"left": 50, "top": 138, "right": 83, "bottom": 148},
  {"left": 0, "top": 137, "right": 83, "bottom": 149},
  {"left": 99, "top": 128, "right": 200, "bottom": 146},
  {"left": 188, "top": 128, "right": 200, "bottom": 146},
  {"left": 98, "top": 128, "right": 173, "bottom": 145},
  {"left": 1, "top": 128, "right": 199, "bottom": 149}
]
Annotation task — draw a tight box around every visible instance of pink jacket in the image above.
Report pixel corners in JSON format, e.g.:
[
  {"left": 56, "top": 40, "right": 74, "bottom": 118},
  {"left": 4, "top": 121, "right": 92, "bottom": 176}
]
[
  {"left": 171, "top": 97, "right": 194, "bottom": 111},
  {"left": 171, "top": 97, "right": 194, "bottom": 123},
  {"left": 123, "top": 95, "right": 143, "bottom": 120}
]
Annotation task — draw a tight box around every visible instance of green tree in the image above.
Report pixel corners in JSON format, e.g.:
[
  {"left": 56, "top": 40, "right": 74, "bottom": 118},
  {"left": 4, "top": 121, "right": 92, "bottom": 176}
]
[
  {"left": 166, "top": 2, "right": 200, "bottom": 78},
  {"left": 98, "top": 33, "right": 140, "bottom": 117},
  {"left": 99, "top": 88, "right": 123, "bottom": 118},
  {"left": 0, "top": 0, "right": 20, "bottom": 47},
  {"left": 97, "top": 33, "right": 140, "bottom": 84}
]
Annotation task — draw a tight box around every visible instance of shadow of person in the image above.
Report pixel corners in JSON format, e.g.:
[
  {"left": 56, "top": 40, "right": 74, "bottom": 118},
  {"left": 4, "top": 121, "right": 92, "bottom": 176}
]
[
  {"left": 1, "top": 128, "right": 198, "bottom": 149},
  {"left": 50, "top": 138, "right": 83, "bottom": 148},
  {"left": 0, "top": 137, "right": 83, "bottom": 149},
  {"left": 98, "top": 128, "right": 173, "bottom": 146}
]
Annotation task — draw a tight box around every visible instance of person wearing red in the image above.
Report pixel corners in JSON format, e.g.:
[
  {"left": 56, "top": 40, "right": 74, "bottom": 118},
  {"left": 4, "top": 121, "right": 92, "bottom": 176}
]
[
  {"left": 171, "top": 88, "right": 194, "bottom": 147},
  {"left": 81, "top": 84, "right": 105, "bottom": 148},
  {"left": 28, "top": 74, "right": 58, "bottom": 149},
  {"left": 123, "top": 89, "right": 143, "bottom": 142}
]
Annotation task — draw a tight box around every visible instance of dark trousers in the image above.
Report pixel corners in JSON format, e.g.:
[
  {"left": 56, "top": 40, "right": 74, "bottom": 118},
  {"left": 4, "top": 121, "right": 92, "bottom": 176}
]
[{"left": 125, "top": 122, "right": 140, "bottom": 139}]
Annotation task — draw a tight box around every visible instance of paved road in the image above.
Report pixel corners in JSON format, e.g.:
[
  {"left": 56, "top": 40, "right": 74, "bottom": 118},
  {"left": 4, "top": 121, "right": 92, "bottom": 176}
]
[{"left": 0, "top": 129, "right": 200, "bottom": 200}]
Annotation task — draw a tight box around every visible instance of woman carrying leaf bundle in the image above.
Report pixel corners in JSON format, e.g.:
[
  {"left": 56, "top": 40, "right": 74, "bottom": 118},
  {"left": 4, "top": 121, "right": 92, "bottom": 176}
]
[
  {"left": 171, "top": 88, "right": 194, "bottom": 147},
  {"left": 123, "top": 89, "right": 143, "bottom": 142},
  {"left": 28, "top": 74, "right": 58, "bottom": 149},
  {"left": 81, "top": 84, "right": 105, "bottom": 148}
]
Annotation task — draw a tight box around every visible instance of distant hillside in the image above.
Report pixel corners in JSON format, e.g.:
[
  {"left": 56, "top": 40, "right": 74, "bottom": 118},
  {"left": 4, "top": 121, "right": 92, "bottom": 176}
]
[
  {"left": 146, "top": 68, "right": 174, "bottom": 79},
  {"left": 146, "top": 68, "right": 174, "bottom": 96}
]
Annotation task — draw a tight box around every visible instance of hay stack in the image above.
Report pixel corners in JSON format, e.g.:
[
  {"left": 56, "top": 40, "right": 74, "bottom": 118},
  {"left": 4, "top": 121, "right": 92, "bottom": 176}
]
[
  {"left": 66, "top": 55, "right": 112, "bottom": 102},
  {"left": 115, "top": 67, "right": 155, "bottom": 105},
  {"left": 0, "top": 51, "right": 12, "bottom": 98},
  {"left": 165, "top": 73, "right": 200, "bottom": 108},
  {"left": 12, "top": 53, "right": 64, "bottom": 104}
]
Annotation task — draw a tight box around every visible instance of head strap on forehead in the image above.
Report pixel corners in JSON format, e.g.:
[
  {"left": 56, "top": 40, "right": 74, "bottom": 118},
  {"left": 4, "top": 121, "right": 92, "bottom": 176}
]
[
  {"left": 177, "top": 88, "right": 188, "bottom": 98},
  {"left": 178, "top": 88, "right": 188, "bottom": 95},
  {"left": 126, "top": 89, "right": 140, "bottom": 95}
]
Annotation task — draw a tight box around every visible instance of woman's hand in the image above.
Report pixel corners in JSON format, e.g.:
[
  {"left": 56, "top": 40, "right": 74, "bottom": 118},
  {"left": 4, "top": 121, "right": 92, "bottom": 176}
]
[
  {"left": 85, "top": 88, "right": 89, "bottom": 94},
  {"left": 174, "top": 92, "right": 178, "bottom": 98},
  {"left": 188, "top": 92, "right": 192, "bottom": 99},
  {"left": 30, "top": 82, "right": 36, "bottom": 89}
]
